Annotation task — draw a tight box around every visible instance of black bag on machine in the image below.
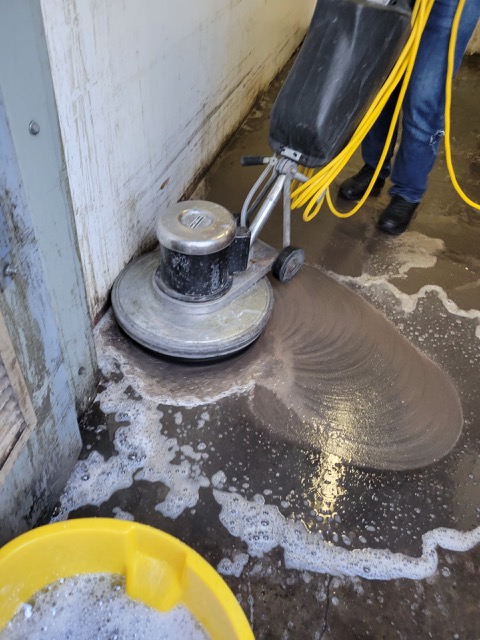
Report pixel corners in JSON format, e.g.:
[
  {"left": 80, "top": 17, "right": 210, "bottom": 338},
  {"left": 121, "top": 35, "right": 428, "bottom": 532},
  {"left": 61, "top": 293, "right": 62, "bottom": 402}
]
[{"left": 269, "top": 0, "right": 412, "bottom": 168}]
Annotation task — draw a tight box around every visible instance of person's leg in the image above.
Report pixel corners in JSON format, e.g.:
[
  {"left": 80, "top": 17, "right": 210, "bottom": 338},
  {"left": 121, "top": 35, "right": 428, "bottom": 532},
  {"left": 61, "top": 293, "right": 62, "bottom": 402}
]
[
  {"left": 389, "top": 0, "right": 480, "bottom": 203},
  {"left": 378, "top": 0, "right": 480, "bottom": 234},
  {"left": 338, "top": 87, "right": 400, "bottom": 201},
  {"left": 362, "top": 85, "right": 400, "bottom": 179}
]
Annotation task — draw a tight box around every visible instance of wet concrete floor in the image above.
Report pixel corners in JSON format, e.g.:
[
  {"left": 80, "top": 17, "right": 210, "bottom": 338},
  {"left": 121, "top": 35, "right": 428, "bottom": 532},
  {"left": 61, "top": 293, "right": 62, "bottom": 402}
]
[{"left": 51, "top": 56, "right": 480, "bottom": 638}]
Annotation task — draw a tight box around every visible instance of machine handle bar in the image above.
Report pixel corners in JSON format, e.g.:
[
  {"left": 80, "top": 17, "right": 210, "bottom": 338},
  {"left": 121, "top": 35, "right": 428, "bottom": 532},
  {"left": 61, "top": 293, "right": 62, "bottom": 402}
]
[{"left": 240, "top": 156, "right": 270, "bottom": 167}]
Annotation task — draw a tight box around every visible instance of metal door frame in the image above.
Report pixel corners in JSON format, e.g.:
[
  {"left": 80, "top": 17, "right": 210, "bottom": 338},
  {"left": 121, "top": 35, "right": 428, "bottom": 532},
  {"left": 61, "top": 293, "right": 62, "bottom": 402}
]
[
  {"left": 0, "top": 0, "right": 97, "bottom": 414},
  {"left": 0, "top": 0, "right": 97, "bottom": 543}
]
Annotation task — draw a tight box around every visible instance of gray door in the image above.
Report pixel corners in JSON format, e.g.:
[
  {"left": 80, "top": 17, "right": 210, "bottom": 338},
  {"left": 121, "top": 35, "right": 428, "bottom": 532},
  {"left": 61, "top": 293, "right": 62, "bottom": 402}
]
[
  {"left": 0, "top": 0, "right": 97, "bottom": 415},
  {"left": 0, "top": 88, "right": 81, "bottom": 546},
  {"left": 0, "top": 0, "right": 99, "bottom": 544}
]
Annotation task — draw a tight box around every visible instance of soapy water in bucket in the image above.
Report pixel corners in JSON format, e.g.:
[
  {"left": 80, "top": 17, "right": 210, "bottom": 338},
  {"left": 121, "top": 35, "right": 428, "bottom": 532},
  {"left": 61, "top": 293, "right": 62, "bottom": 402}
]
[{"left": 0, "top": 574, "right": 210, "bottom": 640}]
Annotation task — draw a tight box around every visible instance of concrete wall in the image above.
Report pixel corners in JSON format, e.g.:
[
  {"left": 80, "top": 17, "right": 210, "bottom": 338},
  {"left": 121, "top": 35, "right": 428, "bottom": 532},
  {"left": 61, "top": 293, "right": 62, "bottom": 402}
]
[{"left": 40, "top": 0, "right": 315, "bottom": 318}]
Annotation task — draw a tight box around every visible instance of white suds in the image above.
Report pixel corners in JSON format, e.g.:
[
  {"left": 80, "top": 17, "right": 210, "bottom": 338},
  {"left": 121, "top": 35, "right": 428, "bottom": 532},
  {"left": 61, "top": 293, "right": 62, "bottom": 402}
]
[
  {"left": 366, "top": 231, "right": 444, "bottom": 278},
  {"left": 112, "top": 507, "right": 135, "bottom": 521},
  {"left": 0, "top": 574, "right": 209, "bottom": 640},
  {"left": 54, "top": 231, "right": 480, "bottom": 581},
  {"left": 335, "top": 277, "right": 480, "bottom": 340},
  {"left": 217, "top": 553, "right": 250, "bottom": 578},
  {"left": 214, "top": 490, "right": 480, "bottom": 581},
  {"left": 95, "top": 313, "right": 257, "bottom": 407},
  {"left": 53, "top": 387, "right": 209, "bottom": 522},
  {"left": 330, "top": 230, "right": 480, "bottom": 339}
]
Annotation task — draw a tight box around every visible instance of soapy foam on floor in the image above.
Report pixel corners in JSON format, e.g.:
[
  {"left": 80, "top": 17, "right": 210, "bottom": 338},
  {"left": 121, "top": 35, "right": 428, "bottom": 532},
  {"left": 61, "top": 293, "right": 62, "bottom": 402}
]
[
  {"left": 0, "top": 574, "right": 209, "bottom": 640},
  {"left": 112, "top": 506, "right": 134, "bottom": 521},
  {"left": 54, "top": 363, "right": 480, "bottom": 581},
  {"left": 96, "top": 313, "right": 258, "bottom": 408},
  {"left": 53, "top": 229, "right": 480, "bottom": 580},
  {"left": 331, "top": 231, "right": 480, "bottom": 339},
  {"left": 217, "top": 553, "right": 250, "bottom": 578},
  {"left": 334, "top": 277, "right": 480, "bottom": 340},
  {"left": 53, "top": 394, "right": 209, "bottom": 522},
  {"left": 366, "top": 231, "right": 444, "bottom": 278},
  {"left": 213, "top": 490, "right": 480, "bottom": 581}
]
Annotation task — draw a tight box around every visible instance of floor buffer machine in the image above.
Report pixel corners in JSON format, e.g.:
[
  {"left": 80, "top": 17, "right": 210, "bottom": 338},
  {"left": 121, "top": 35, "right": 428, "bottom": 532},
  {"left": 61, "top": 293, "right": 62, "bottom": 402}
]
[{"left": 112, "top": 0, "right": 412, "bottom": 360}]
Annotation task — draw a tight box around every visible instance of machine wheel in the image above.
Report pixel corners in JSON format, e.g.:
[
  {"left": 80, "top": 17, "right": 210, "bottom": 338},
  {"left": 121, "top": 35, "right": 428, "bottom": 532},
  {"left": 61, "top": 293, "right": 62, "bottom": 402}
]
[{"left": 272, "top": 246, "right": 305, "bottom": 283}]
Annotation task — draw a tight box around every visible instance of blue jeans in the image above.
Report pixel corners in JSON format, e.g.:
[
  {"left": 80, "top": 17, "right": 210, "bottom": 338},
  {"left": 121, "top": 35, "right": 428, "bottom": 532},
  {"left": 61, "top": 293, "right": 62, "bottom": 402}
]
[{"left": 362, "top": 0, "right": 480, "bottom": 203}]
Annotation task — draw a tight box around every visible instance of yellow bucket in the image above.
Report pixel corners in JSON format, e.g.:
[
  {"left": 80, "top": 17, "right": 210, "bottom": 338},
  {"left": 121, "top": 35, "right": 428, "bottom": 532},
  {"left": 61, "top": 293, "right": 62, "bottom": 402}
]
[{"left": 0, "top": 518, "right": 254, "bottom": 639}]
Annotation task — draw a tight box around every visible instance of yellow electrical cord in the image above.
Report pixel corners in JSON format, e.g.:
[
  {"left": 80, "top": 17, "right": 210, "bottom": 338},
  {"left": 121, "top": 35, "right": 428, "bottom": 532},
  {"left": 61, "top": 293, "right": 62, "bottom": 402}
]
[
  {"left": 445, "top": 0, "right": 480, "bottom": 209},
  {"left": 292, "top": 0, "right": 480, "bottom": 220},
  {"left": 291, "top": 0, "right": 434, "bottom": 220}
]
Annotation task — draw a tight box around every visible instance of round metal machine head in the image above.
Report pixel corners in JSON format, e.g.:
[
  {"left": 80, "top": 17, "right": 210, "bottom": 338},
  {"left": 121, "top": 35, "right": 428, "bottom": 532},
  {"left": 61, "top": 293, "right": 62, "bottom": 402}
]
[
  {"left": 156, "top": 200, "right": 236, "bottom": 255},
  {"left": 112, "top": 251, "right": 273, "bottom": 360}
]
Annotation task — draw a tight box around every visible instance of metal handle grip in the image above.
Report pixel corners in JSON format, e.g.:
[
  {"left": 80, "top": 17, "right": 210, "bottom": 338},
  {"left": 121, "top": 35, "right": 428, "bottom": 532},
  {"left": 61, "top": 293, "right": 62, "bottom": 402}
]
[{"left": 240, "top": 156, "right": 269, "bottom": 167}]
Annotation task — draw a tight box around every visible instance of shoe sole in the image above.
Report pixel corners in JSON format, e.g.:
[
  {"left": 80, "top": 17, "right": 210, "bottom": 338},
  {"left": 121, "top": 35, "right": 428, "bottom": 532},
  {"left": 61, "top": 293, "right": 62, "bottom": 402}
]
[{"left": 339, "top": 186, "right": 384, "bottom": 202}]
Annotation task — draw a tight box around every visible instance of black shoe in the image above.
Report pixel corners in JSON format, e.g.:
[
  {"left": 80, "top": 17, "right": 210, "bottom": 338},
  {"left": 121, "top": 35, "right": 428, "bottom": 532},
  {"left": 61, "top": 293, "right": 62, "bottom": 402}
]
[
  {"left": 377, "top": 195, "right": 419, "bottom": 235},
  {"left": 338, "top": 164, "right": 385, "bottom": 201}
]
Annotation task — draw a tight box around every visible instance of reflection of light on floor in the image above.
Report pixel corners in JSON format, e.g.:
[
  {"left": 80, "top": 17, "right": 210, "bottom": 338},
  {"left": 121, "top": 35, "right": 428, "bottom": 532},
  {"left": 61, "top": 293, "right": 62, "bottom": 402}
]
[
  {"left": 323, "top": 402, "right": 362, "bottom": 466},
  {"left": 309, "top": 452, "right": 346, "bottom": 521}
]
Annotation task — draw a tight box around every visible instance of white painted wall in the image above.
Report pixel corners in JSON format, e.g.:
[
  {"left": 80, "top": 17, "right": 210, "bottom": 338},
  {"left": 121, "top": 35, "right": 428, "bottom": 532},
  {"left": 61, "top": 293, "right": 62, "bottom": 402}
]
[{"left": 40, "top": 0, "right": 315, "bottom": 317}]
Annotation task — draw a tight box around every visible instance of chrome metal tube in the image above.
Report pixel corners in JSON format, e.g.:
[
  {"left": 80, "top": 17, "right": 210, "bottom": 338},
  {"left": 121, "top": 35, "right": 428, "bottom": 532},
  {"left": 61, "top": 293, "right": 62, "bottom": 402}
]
[
  {"left": 240, "top": 164, "right": 274, "bottom": 228},
  {"left": 249, "top": 174, "right": 286, "bottom": 246},
  {"left": 283, "top": 174, "right": 292, "bottom": 248}
]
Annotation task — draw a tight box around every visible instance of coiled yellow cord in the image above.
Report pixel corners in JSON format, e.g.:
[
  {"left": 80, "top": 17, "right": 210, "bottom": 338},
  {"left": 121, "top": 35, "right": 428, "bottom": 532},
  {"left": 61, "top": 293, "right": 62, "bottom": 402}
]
[{"left": 292, "top": 0, "right": 479, "bottom": 220}]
